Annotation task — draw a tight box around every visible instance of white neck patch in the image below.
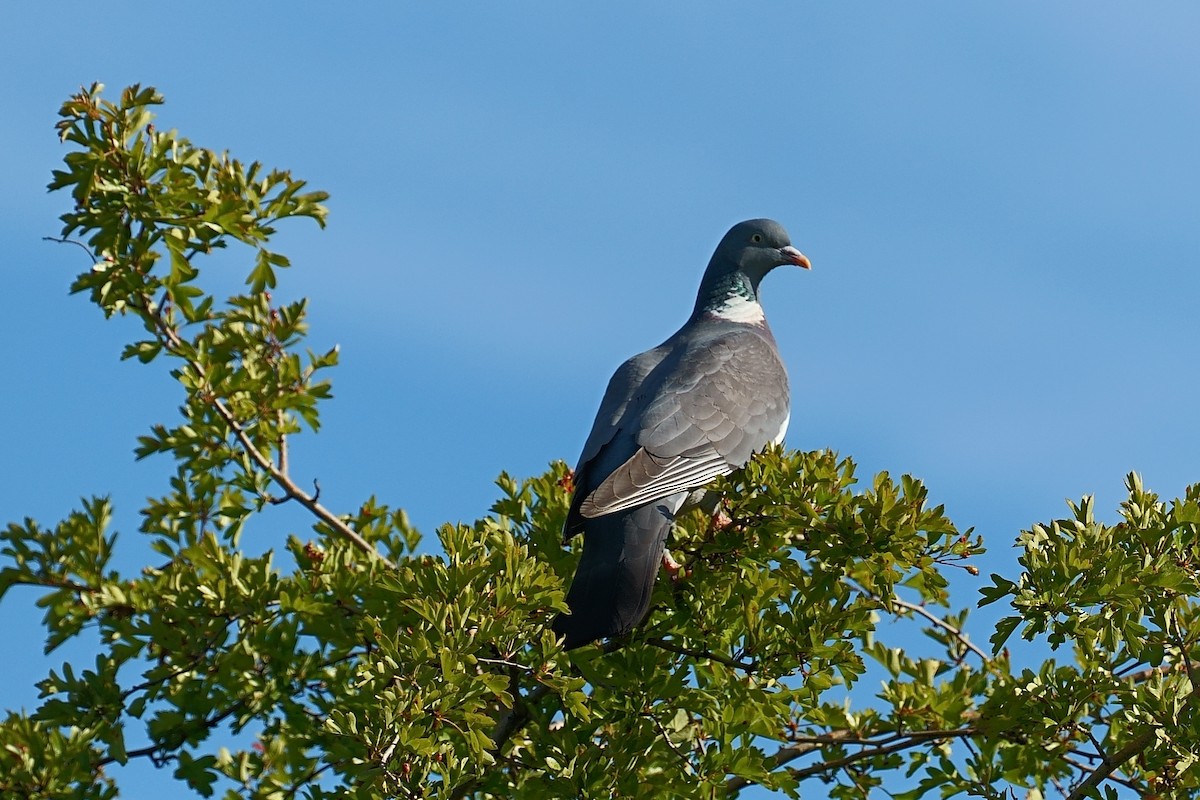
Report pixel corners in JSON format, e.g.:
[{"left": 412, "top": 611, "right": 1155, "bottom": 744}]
[{"left": 710, "top": 294, "right": 765, "bottom": 324}]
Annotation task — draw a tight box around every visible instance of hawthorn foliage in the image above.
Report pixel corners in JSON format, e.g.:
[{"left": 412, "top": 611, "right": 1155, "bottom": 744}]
[{"left": 3, "top": 84, "right": 1200, "bottom": 799}]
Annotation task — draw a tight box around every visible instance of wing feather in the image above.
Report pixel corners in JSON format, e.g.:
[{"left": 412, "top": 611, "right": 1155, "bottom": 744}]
[
  {"left": 577, "top": 327, "right": 789, "bottom": 521},
  {"left": 579, "top": 449, "right": 731, "bottom": 517}
]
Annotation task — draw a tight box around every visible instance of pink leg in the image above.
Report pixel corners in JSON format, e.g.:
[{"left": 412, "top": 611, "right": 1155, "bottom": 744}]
[
  {"left": 710, "top": 505, "right": 733, "bottom": 531},
  {"left": 661, "top": 549, "right": 685, "bottom": 581}
]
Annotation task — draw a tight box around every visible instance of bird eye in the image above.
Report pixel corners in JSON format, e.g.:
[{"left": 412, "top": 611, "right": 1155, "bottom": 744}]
[{"left": 751, "top": 234, "right": 763, "bottom": 243}]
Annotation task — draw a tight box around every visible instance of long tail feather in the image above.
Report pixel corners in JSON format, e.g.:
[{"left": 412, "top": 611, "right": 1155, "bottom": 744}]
[{"left": 553, "top": 492, "right": 686, "bottom": 650}]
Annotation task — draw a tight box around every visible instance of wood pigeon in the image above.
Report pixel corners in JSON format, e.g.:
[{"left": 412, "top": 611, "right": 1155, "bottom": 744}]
[{"left": 553, "top": 219, "right": 810, "bottom": 650}]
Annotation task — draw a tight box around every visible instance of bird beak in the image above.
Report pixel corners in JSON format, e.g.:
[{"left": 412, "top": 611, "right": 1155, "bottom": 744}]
[{"left": 780, "top": 246, "right": 812, "bottom": 270}]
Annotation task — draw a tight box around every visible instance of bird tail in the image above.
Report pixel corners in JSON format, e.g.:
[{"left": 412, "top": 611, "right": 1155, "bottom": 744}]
[{"left": 552, "top": 493, "right": 685, "bottom": 650}]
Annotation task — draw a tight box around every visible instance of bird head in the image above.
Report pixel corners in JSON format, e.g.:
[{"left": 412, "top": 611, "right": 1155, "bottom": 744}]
[
  {"left": 697, "top": 219, "right": 811, "bottom": 304},
  {"left": 723, "top": 218, "right": 810, "bottom": 275}
]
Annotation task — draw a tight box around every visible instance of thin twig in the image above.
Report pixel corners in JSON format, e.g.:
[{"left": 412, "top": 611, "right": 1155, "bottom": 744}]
[
  {"left": 144, "top": 298, "right": 392, "bottom": 569},
  {"left": 649, "top": 713, "right": 696, "bottom": 776},
  {"left": 378, "top": 733, "right": 401, "bottom": 770},
  {"left": 789, "top": 728, "right": 976, "bottom": 781},
  {"left": 726, "top": 730, "right": 852, "bottom": 793},
  {"left": 726, "top": 731, "right": 851, "bottom": 794},
  {"left": 475, "top": 657, "right": 534, "bottom": 671},
  {"left": 645, "top": 637, "right": 757, "bottom": 672},
  {"left": 284, "top": 762, "right": 335, "bottom": 799},
  {"left": 1121, "top": 664, "right": 1176, "bottom": 683},
  {"left": 43, "top": 235, "right": 96, "bottom": 262},
  {"left": 7, "top": 576, "right": 98, "bottom": 594},
  {"left": 849, "top": 580, "right": 988, "bottom": 663},
  {"left": 95, "top": 701, "right": 246, "bottom": 768},
  {"left": 1178, "top": 635, "right": 1199, "bottom": 694},
  {"left": 1083, "top": 728, "right": 1107, "bottom": 760},
  {"left": 215, "top": 394, "right": 384, "bottom": 563}
]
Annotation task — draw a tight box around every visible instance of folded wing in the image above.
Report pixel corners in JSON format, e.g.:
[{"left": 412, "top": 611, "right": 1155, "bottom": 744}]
[{"left": 578, "top": 329, "right": 789, "bottom": 519}]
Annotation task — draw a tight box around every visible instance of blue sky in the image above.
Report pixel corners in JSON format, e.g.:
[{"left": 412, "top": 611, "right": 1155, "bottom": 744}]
[{"left": 3, "top": 3, "right": 1199, "bottom": 796}]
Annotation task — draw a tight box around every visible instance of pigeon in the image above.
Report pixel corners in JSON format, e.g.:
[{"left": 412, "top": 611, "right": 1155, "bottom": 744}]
[{"left": 553, "top": 219, "right": 810, "bottom": 650}]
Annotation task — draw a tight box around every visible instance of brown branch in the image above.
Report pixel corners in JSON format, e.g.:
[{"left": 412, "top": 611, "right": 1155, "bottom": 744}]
[
  {"left": 1063, "top": 754, "right": 1141, "bottom": 793},
  {"left": 1065, "top": 726, "right": 1158, "bottom": 800},
  {"left": 43, "top": 235, "right": 97, "bottom": 263},
  {"left": 277, "top": 411, "right": 290, "bottom": 476},
  {"left": 1178, "top": 633, "right": 1199, "bottom": 695},
  {"left": 95, "top": 700, "right": 246, "bottom": 769},
  {"left": 212, "top": 392, "right": 386, "bottom": 565},
  {"left": 648, "top": 712, "right": 697, "bottom": 775},
  {"left": 1069, "top": 643, "right": 1200, "bottom": 799},
  {"left": 120, "top": 620, "right": 237, "bottom": 701},
  {"left": 645, "top": 637, "right": 757, "bottom": 672},
  {"left": 726, "top": 726, "right": 976, "bottom": 795},
  {"left": 449, "top": 682, "right": 555, "bottom": 800},
  {"left": 849, "top": 580, "right": 988, "bottom": 663},
  {"left": 284, "top": 762, "right": 335, "bottom": 799},
  {"left": 143, "top": 296, "right": 393, "bottom": 569},
  {"left": 791, "top": 727, "right": 976, "bottom": 780},
  {"left": 1121, "top": 664, "right": 1176, "bottom": 683},
  {"left": 725, "top": 730, "right": 852, "bottom": 793},
  {"left": 890, "top": 595, "right": 988, "bottom": 662},
  {"left": 490, "top": 683, "right": 552, "bottom": 751},
  {"left": 6, "top": 576, "right": 98, "bottom": 594}
]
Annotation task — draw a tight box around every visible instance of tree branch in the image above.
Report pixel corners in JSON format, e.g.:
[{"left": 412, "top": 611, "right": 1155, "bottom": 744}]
[
  {"left": 213, "top": 393, "right": 386, "bottom": 565},
  {"left": 43, "top": 235, "right": 97, "bottom": 263},
  {"left": 849, "top": 580, "right": 988, "bottom": 663},
  {"left": 648, "top": 712, "right": 696, "bottom": 775},
  {"left": 790, "top": 727, "right": 977, "bottom": 781},
  {"left": 1063, "top": 754, "right": 1141, "bottom": 793},
  {"left": 1065, "top": 726, "right": 1158, "bottom": 800},
  {"left": 725, "top": 730, "right": 852, "bottom": 793},
  {"left": 277, "top": 411, "right": 290, "bottom": 476},
  {"left": 490, "top": 683, "right": 552, "bottom": 751},
  {"left": 5, "top": 575, "right": 98, "bottom": 594},
  {"left": 284, "top": 762, "right": 335, "bottom": 799},
  {"left": 726, "top": 726, "right": 977, "bottom": 795},
  {"left": 1121, "top": 664, "right": 1176, "bottom": 683},
  {"left": 645, "top": 637, "right": 757, "bottom": 672},
  {"left": 1072, "top": 641, "right": 1200, "bottom": 799},
  {"left": 143, "top": 296, "right": 393, "bottom": 569},
  {"left": 96, "top": 700, "right": 246, "bottom": 769},
  {"left": 449, "top": 682, "right": 555, "bottom": 800}
]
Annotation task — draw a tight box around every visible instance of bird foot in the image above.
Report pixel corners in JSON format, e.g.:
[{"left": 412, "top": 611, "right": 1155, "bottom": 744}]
[
  {"left": 709, "top": 505, "right": 734, "bottom": 531},
  {"left": 662, "top": 549, "right": 686, "bottom": 582}
]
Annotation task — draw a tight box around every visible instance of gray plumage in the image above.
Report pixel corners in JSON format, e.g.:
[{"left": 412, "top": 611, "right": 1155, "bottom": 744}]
[{"left": 553, "top": 219, "right": 810, "bottom": 649}]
